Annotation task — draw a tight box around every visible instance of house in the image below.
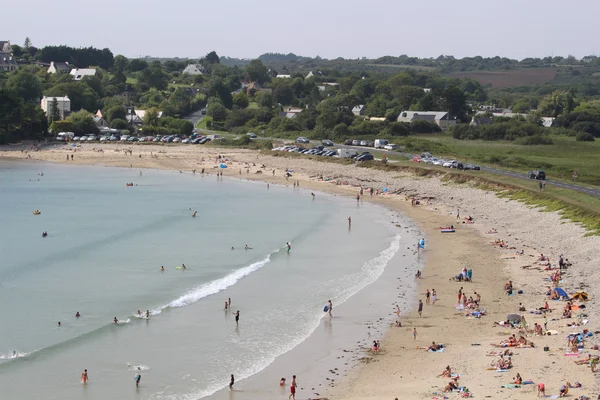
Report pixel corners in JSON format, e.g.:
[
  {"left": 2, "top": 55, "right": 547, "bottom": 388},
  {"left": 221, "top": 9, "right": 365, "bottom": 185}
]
[
  {"left": 0, "top": 40, "right": 18, "bottom": 72},
  {"left": 470, "top": 117, "right": 493, "bottom": 126},
  {"left": 423, "top": 88, "right": 432, "bottom": 93},
  {"left": 125, "top": 109, "right": 163, "bottom": 125},
  {"left": 305, "top": 71, "right": 314, "bottom": 79},
  {"left": 397, "top": 111, "right": 456, "bottom": 129},
  {"left": 541, "top": 117, "right": 555, "bottom": 128},
  {"left": 246, "top": 82, "right": 272, "bottom": 95},
  {"left": 182, "top": 64, "right": 206, "bottom": 75},
  {"left": 317, "top": 82, "right": 340, "bottom": 91},
  {"left": 352, "top": 105, "right": 366, "bottom": 116},
  {"left": 276, "top": 74, "right": 291, "bottom": 79},
  {"left": 278, "top": 112, "right": 298, "bottom": 119},
  {"left": 94, "top": 116, "right": 110, "bottom": 128},
  {"left": 47, "top": 61, "right": 70, "bottom": 74},
  {"left": 40, "top": 96, "right": 71, "bottom": 119},
  {"left": 70, "top": 68, "right": 97, "bottom": 81}
]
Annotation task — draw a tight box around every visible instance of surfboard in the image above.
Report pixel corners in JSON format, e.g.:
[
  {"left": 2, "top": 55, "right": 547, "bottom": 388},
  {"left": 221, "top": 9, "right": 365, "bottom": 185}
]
[
  {"left": 176, "top": 266, "right": 184, "bottom": 270},
  {"left": 323, "top": 305, "right": 329, "bottom": 312}
]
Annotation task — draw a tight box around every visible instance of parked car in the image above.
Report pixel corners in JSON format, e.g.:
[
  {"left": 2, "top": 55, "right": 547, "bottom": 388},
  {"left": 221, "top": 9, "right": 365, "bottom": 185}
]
[
  {"left": 360, "top": 140, "right": 368, "bottom": 146},
  {"left": 296, "top": 137, "right": 310, "bottom": 144},
  {"left": 247, "top": 132, "right": 257, "bottom": 138},
  {"left": 182, "top": 138, "right": 190, "bottom": 144},
  {"left": 86, "top": 135, "right": 96, "bottom": 141},
  {"left": 424, "top": 157, "right": 438, "bottom": 165},
  {"left": 351, "top": 140, "right": 361, "bottom": 146},
  {"left": 421, "top": 152, "right": 433, "bottom": 158},
  {"left": 344, "top": 139, "right": 353, "bottom": 145},
  {"left": 432, "top": 159, "right": 444, "bottom": 166},
  {"left": 374, "top": 139, "right": 389, "bottom": 148},
  {"left": 412, "top": 156, "right": 422, "bottom": 162},
  {"left": 384, "top": 144, "right": 398, "bottom": 150},
  {"left": 356, "top": 153, "right": 374, "bottom": 162},
  {"left": 173, "top": 137, "right": 181, "bottom": 143},
  {"left": 442, "top": 160, "right": 456, "bottom": 168},
  {"left": 73, "top": 136, "right": 81, "bottom": 141},
  {"left": 99, "top": 136, "right": 108, "bottom": 142},
  {"left": 138, "top": 137, "right": 146, "bottom": 142},
  {"left": 471, "top": 164, "right": 481, "bottom": 170},
  {"left": 322, "top": 139, "right": 334, "bottom": 146},
  {"left": 109, "top": 136, "right": 119, "bottom": 141},
  {"left": 450, "top": 161, "right": 464, "bottom": 169},
  {"left": 529, "top": 170, "right": 545, "bottom": 179},
  {"left": 312, "top": 145, "right": 324, "bottom": 151}
]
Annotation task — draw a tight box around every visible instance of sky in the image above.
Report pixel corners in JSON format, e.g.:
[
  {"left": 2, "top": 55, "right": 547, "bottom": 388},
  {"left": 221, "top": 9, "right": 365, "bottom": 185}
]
[{"left": 5, "top": 0, "right": 600, "bottom": 60}]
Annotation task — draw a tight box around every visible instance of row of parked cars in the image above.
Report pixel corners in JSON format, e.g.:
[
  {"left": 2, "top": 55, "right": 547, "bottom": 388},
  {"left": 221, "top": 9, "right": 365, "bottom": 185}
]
[
  {"left": 273, "top": 145, "right": 375, "bottom": 161},
  {"left": 412, "top": 152, "right": 481, "bottom": 171}
]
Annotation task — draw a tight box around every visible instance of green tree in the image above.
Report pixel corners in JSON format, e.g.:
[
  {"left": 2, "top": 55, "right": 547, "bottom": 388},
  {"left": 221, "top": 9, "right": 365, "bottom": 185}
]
[
  {"left": 365, "top": 95, "right": 388, "bottom": 117},
  {"left": 208, "top": 77, "right": 233, "bottom": 108},
  {"left": 105, "top": 105, "right": 127, "bottom": 122},
  {"left": 143, "top": 107, "right": 160, "bottom": 126},
  {"left": 6, "top": 70, "right": 42, "bottom": 103},
  {"left": 204, "top": 51, "right": 220, "bottom": 65},
  {"left": 256, "top": 92, "right": 274, "bottom": 108},
  {"left": 442, "top": 85, "right": 468, "bottom": 120},
  {"left": 50, "top": 120, "right": 74, "bottom": 134},
  {"left": 0, "top": 89, "right": 24, "bottom": 141},
  {"left": 23, "top": 37, "right": 32, "bottom": 50},
  {"left": 110, "top": 118, "right": 129, "bottom": 129},
  {"left": 232, "top": 92, "right": 249, "bottom": 109},
  {"left": 273, "top": 84, "right": 294, "bottom": 105},
  {"left": 246, "top": 59, "right": 269, "bottom": 85},
  {"left": 48, "top": 97, "right": 61, "bottom": 124},
  {"left": 139, "top": 64, "right": 168, "bottom": 90},
  {"left": 538, "top": 90, "right": 576, "bottom": 117},
  {"left": 113, "top": 55, "right": 129, "bottom": 74},
  {"left": 393, "top": 86, "right": 424, "bottom": 109},
  {"left": 70, "top": 110, "right": 99, "bottom": 135},
  {"left": 45, "top": 82, "right": 99, "bottom": 111}
]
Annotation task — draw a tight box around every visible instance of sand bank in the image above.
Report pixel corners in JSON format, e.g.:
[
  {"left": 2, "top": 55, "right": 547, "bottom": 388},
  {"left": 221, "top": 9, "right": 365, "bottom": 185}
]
[{"left": 2, "top": 142, "right": 599, "bottom": 399}]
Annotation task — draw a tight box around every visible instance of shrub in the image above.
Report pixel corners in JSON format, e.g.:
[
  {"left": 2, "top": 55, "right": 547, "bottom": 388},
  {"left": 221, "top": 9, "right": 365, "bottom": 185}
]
[{"left": 576, "top": 132, "right": 595, "bottom": 141}]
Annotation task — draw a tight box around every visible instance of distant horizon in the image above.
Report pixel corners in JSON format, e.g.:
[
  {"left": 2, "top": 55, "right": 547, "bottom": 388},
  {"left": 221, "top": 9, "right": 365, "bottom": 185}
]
[{"left": 4, "top": 0, "right": 598, "bottom": 62}]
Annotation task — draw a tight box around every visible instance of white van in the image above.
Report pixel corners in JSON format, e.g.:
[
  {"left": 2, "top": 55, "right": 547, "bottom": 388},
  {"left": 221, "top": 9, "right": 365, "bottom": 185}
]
[
  {"left": 55, "top": 132, "right": 75, "bottom": 141},
  {"left": 337, "top": 148, "right": 359, "bottom": 158},
  {"left": 374, "top": 139, "right": 389, "bottom": 149}
]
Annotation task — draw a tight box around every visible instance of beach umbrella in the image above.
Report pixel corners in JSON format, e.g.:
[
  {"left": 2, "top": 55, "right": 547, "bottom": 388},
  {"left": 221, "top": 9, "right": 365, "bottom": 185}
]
[
  {"left": 572, "top": 292, "right": 589, "bottom": 301},
  {"left": 507, "top": 314, "right": 521, "bottom": 325}
]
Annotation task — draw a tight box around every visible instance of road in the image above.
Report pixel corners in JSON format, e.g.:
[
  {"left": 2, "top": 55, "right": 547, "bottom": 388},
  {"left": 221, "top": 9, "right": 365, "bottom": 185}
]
[
  {"left": 184, "top": 109, "right": 206, "bottom": 127},
  {"left": 332, "top": 144, "right": 600, "bottom": 198}
]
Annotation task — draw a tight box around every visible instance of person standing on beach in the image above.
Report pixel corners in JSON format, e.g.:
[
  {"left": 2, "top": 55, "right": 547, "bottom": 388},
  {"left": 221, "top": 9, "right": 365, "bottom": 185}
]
[
  {"left": 456, "top": 208, "right": 460, "bottom": 219},
  {"left": 81, "top": 369, "right": 88, "bottom": 384},
  {"left": 418, "top": 300, "right": 423, "bottom": 317},
  {"left": 328, "top": 300, "right": 333, "bottom": 317},
  {"left": 311, "top": 192, "right": 315, "bottom": 200},
  {"left": 425, "top": 289, "right": 431, "bottom": 305},
  {"left": 543, "top": 315, "right": 548, "bottom": 331},
  {"left": 413, "top": 328, "right": 417, "bottom": 340},
  {"left": 458, "top": 287, "right": 463, "bottom": 304},
  {"left": 432, "top": 289, "right": 437, "bottom": 305},
  {"left": 356, "top": 193, "right": 360, "bottom": 203},
  {"left": 235, "top": 311, "right": 240, "bottom": 326},
  {"left": 228, "top": 298, "right": 231, "bottom": 307},
  {"left": 348, "top": 216, "right": 351, "bottom": 227},
  {"left": 229, "top": 374, "right": 235, "bottom": 390},
  {"left": 289, "top": 375, "right": 297, "bottom": 400},
  {"left": 286, "top": 242, "right": 291, "bottom": 253}
]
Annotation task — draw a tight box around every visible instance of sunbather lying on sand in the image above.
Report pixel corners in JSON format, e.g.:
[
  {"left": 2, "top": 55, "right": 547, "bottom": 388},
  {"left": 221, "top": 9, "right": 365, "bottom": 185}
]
[
  {"left": 487, "top": 228, "right": 498, "bottom": 234},
  {"left": 574, "top": 354, "right": 592, "bottom": 365},
  {"left": 538, "top": 254, "right": 549, "bottom": 261},
  {"left": 487, "top": 349, "right": 514, "bottom": 357}
]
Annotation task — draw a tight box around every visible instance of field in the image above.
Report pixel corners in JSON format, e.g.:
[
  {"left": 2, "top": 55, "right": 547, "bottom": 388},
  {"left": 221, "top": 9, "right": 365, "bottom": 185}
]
[
  {"left": 401, "top": 134, "right": 600, "bottom": 186},
  {"left": 447, "top": 68, "right": 557, "bottom": 88}
]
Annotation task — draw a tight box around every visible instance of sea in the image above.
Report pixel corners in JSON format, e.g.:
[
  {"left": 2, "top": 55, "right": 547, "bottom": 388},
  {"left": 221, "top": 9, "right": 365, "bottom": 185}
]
[{"left": 0, "top": 160, "right": 421, "bottom": 400}]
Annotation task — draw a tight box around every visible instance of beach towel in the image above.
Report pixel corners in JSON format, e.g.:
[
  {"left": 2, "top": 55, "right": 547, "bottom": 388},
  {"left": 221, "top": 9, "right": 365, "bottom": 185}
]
[
  {"left": 429, "top": 348, "right": 445, "bottom": 353},
  {"left": 501, "top": 384, "right": 521, "bottom": 388},
  {"left": 522, "top": 381, "right": 534, "bottom": 385},
  {"left": 496, "top": 369, "right": 509, "bottom": 372}
]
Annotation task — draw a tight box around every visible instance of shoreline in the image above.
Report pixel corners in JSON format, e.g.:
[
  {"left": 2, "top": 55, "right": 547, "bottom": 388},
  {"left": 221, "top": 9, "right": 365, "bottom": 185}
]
[{"left": 2, "top": 143, "right": 599, "bottom": 399}]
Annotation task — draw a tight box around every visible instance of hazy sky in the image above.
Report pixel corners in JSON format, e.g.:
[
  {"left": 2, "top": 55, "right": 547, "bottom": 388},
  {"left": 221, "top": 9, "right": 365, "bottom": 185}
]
[{"left": 5, "top": 0, "right": 599, "bottom": 60}]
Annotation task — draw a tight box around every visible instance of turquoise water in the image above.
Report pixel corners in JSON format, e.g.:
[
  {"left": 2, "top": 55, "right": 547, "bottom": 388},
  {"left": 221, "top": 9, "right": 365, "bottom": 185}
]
[{"left": 0, "top": 161, "right": 414, "bottom": 400}]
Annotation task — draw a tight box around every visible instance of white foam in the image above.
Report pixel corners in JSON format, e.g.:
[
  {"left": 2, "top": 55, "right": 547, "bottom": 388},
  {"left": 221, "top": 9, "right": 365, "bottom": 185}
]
[
  {"left": 127, "top": 363, "right": 150, "bottom": 371},
  {"left": 171, "top": 235, "right": 402, "bottom": 400},
  {"left": 0, "top": 351, "right": 28, "bottom": 360},
  {"left": 154, "top": 253, "right": 273, "bottom": 314}
]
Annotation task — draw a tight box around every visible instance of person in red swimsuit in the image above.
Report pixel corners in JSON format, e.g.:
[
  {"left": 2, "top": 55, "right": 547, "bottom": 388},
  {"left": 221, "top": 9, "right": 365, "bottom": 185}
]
[{"left": 289, "top": 375, "right": 297, "bottom": 400}]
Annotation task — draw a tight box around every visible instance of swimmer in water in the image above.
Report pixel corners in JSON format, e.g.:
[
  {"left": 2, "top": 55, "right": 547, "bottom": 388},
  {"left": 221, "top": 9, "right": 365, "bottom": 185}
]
[
  {"left": 75, "top": 312, "right": 81, "bottom": 318},
  {"left": 286, "top": 242, "right": 291, "bottom": 253},
  {"left": 192, "top": 211, "right": 197, "bottom": 217},
  {"left": 229, "top": 374, "right": 235, "bottom": 390},
  {"left": 134, "top": 373, "right": 141, "bottom": 387},
  {"left": 146, "top": 310, "right": 150, "bottom": 318},
  {"left": 245, "top": 244, "right": 252, "bottom": 250},
  {"left": 114, "top": 317, "right": 119, "bottom": 324},
  {"left": 137, "top": 310, "right": 142, "bottom": 317},
  {"left": 160, "top": 266, "right": 164, "bottom": 272},
  {"left": 81, "top": 369, "right": 88, "bottom": 383},
  {"left": 58, "top": 321, "right": 61, "bottom": 327},
  {"left": 231, "top": 247, "right": 234, "bottom": 250},
  {"left": 235, "top": 311, "right": 240, "bottom": 326},
  {"left": 182, "top": 264, "right": 187, "bottom": 270},
  {"left": 280, "top": 377, "right": 286, "bottom": 386},
  {"left": 224, "top": 301, "right": 228, "bottom": 310}
]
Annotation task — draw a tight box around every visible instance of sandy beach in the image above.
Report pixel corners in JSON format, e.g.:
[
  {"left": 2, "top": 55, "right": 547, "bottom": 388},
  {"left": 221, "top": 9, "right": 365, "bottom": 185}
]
[{"left": 3, "top": 142, "right": 599, "bottom": 399}]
